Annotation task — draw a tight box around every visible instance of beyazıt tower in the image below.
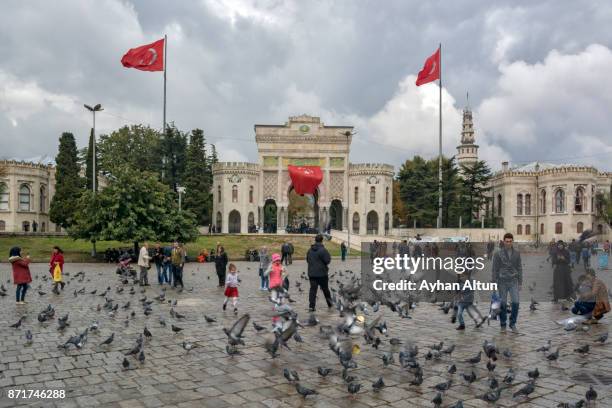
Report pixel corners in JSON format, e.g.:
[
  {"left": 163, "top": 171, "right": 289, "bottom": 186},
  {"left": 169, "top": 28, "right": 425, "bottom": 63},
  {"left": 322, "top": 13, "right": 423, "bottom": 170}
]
[{"left": 456, "top": 95, "right": 479, "bottom": 168}]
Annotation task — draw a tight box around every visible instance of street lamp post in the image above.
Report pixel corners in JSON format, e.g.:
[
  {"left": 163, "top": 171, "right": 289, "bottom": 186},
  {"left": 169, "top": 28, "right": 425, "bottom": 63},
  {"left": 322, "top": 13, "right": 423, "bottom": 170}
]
[
  {"left": 84, "top": 104, "right": 103, "bottom": 193},
  {"left": 340, "top": 130, "right": 356, "bottom": 257},
  {"left": 177, "top": 186, "right": 186, "bottom": 212}
]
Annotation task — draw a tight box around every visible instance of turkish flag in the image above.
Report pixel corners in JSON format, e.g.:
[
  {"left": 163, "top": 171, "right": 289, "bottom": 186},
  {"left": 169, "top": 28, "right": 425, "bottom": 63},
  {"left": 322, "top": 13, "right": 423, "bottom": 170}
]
[
  {"left": 121, "top": 39, "right": 164, "bottom": 72},
  {"left": 415, "top": 47, "right": 440, "bottom": 86},
  {"left": 288, "top": 165, "right": 323, "bottom": 195}
]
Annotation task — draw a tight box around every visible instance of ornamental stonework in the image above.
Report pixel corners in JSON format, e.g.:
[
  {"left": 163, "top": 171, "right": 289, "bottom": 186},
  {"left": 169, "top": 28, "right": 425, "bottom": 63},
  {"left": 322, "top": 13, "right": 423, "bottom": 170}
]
[
  {"left": 263, "top": 171, "right": 278, "bottom": 199},
  {"left": 330, "top": 171, "right": 344, "bottom": 199}
]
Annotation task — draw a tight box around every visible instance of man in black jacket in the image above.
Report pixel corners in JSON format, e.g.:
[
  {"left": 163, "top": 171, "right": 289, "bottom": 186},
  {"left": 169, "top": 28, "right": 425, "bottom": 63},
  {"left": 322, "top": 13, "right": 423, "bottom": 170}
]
[{"left": 306, "top": 234, "right": 332, "bottom": 311}]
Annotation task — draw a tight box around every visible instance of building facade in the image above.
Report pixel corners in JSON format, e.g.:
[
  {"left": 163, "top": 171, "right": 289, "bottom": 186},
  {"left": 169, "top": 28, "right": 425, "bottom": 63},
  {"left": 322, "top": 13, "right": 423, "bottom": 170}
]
[
  {"left": 212, "top": 115, "right": 394, "bottom": 234},
  {"left": 0, "top": 159, "right": 61, "bottom": 233}
]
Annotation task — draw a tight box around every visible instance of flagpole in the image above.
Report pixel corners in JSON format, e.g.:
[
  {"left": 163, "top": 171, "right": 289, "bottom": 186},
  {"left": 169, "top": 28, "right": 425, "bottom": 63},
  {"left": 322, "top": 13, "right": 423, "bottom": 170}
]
[
  {"left": 437, "top": 43, "right": 443, "bottom": 229},
  {"left": 163, "top": 34, "right": 167, "bottom": 133}
]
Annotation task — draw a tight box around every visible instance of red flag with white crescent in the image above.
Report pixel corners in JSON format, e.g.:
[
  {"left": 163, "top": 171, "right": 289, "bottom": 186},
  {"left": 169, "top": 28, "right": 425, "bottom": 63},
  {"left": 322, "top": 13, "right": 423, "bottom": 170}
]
[
  {"left": 288, "top": 165, "right": 323, "bottom": 195},
  {"left": 415, "top": 47, "right": 440, "bottom": 86},
  {"left": 121, "top": 38, "right": 164, "bottom": 72}
]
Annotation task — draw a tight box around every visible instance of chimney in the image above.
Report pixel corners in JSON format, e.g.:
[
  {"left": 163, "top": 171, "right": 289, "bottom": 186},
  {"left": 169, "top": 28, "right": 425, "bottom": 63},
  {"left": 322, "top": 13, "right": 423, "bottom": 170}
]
[{"left": 502, "top": 161, "right": 509, "bottom": 172}]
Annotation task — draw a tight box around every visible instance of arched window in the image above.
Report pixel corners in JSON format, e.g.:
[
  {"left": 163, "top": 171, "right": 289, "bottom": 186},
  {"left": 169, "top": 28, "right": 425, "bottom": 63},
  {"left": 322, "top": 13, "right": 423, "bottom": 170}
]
[
  {"left": 517, "top": 194, "right": 523, "bottom": 215},
  {"left": 525, "top": 194, "right": 531, "bottom": 215},
  {"left": 0, "top": 220, "right": 5, "bottom": 231},
  {"left": 22, "top": 221, "right": 30, "bottom": 232},
  {"left": 555, "top": 222, "right": 563, "bottom": 234},
  {"left": 540, "top": 189, "right": 546, "bottom": 214},
  {"left": 19, "top": 184, "right": 31, "bottom": 211},
  {"left": 354, "top": 187, "right": 359, "bottom": 204},
  {"left": 517, "top": 224, "right": 522, "bottom": 235},
  {"left": 540, "top": 223, "right": 544, "bottom": 235},
  {"left": 385, "top": 187, "right": 389, "bottom": 205},
  {"left": 0, "top": 183, "right": 8, "bottom": 210},
  {"left": 525, "top": 224, "right": 531, "bottom": 235},
  {"left": 554, "top": 189, "right": 565, "bottom": 213},
  {"left": 41, "top": 222, "right": 46, "bottom": 232},
  {"left": 232, "top": 185, "right": 238, "bottom": 203},
  {"left": 370, "top": 186, "right": 376, "bottom": 204},
  {"left": 577, "top": 221, "right": 584, "bottom": 233},
  {"left": 575, "top": 187, "right": 585, "bottom": 212},
  {"left": 497, "top": 194, "right": 502, "bottom": 216},
  {"left": 352, "top": 212, "right": 360, "bottom": 234},
  {"left": 217, "top": 185, "right": 221, "bottom": 203},
  {"left": 249, "top": 186, "right": 254, "bottom": 204},
  {"left": 40, "top": 185, "right": 47, "bottom": 213}
]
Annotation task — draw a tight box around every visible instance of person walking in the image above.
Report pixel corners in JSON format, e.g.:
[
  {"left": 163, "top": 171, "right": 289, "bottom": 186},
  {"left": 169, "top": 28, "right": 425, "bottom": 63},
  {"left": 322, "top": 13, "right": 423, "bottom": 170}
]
[
  {"left": 138, "top": 242, "right": 151, "bottom": 286},
  {"left": 9, "top": 247, "right": 32, "bottom": 305},
  {"left": 162, "top": 244, "right": 173, "bottom": 285},
  {"left": 491, "top": 232, "right": 522, "bottom": 333},
  {"left": 281, "top": 242, "right": 290, "bottom": 266},
  {"left": 215, "top": 246, "right": 229, "bottom": 287},
  {"left": 152, "top": 243, "right": 165, "bottom": 285},
  {"left": 552, "top": 241, "right": 573, "bottom": 302},
  {"left": 287, "top": 241, "right": 294, "bottom": 265},
  {"left": 222, "top": 263, "right": 240, "bottom": 313},
  {"left": 258, "top": 246, "right": 271, "bottom": 290},
  {"left": 49, "top": 246, "right": 65, "bottom": 294},
  {"left": 306, "top": 234, "right": 332, "bottom": 312},
  {"left": 340, "top": 241, "right": 347, "bottom": 262},
  {"left": 170, "top": 241, "right": 185, "bottom": 289}
]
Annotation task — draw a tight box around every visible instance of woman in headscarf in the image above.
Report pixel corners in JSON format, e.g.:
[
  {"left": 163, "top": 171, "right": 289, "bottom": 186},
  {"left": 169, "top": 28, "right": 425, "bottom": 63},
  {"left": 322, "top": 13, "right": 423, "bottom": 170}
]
[
  {"left": 552, "top": 240, "right": 574, "bottom": 302},
  {"left": 9, "top": 247, "right": 32, "bottom": 304},
  {"left": 49, "top": 246, "right": 65, "bottom": 294}
]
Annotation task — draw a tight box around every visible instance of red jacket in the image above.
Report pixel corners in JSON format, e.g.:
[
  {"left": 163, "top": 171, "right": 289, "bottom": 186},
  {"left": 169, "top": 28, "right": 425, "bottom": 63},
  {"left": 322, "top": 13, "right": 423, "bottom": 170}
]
[
  {"left": 10, "top": 256, "right": 32, "bottom": 285},
  {"left": 50, "top": 252, "right": 64, "bottom": 275}
]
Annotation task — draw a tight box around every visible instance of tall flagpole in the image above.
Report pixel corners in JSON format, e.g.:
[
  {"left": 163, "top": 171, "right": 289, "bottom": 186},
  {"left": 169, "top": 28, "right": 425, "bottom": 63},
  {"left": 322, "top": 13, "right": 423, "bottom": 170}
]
[
  {"left": 163, "top": 34, "right": 167, "bottom": 133},
  {"left": 437, "top": 43, "right": 443, "bottom": 229}
]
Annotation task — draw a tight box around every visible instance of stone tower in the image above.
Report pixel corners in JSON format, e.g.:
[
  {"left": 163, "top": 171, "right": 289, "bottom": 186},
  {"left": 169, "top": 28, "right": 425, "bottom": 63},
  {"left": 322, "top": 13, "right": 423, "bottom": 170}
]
[{"left": 456, "top": 97, "right": 478, "bottom": 168}]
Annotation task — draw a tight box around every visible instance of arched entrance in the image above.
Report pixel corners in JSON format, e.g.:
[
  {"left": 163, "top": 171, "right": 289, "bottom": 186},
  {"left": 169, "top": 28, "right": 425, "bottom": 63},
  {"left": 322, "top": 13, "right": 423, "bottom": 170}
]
[
  {"left": 367, "top": 210, "right": 379, "bottom": 235},
  {"left": 329, "top": 199, "right": 343, "bottom": 231},
  {"left": 263, "top": 199, "right": 277, "bottom": 233},
  {"left": 216, "top": 211, "right": 222, "bottom": 232},
  {"left": 384, "top": 212, "right": 390, "bottom": 234},
  {"left": 229, "top": 210, "right": 241, "bottom": 233},
  {"left": 287, "top": 186, "right": 319, "bottom": 232},
  {"left": 248, "top": 212, "right": 255, "bottom": 233}
]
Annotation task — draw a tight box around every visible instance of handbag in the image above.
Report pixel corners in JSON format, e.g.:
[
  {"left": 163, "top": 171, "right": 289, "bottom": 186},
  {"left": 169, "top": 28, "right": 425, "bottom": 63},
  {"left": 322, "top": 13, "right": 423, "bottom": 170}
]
[{"left": 53, "top": 264, "right": 62, "bottom": 282}]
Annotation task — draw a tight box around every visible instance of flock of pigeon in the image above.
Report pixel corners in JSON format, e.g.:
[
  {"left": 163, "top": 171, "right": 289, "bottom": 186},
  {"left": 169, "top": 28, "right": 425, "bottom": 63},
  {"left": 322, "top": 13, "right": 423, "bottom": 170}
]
[{"left": 3, "top": 265, "right": 609, "bottom": 406}]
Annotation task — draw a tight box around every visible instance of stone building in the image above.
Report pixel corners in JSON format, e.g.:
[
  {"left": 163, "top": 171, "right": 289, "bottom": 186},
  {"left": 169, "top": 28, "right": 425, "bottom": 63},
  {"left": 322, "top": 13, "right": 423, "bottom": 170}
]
[
  {"left": 212, "top": 115, "right": 394, "bottom": 234},
  {"left": 0, "top": 157, "right": 61, "bottom": 233}
]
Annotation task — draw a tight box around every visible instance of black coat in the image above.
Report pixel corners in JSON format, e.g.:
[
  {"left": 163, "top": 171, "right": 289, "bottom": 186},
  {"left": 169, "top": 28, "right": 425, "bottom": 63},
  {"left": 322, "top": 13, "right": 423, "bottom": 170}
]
[
  {"left": 215, "top": 252, "right": 228, "bottom": 274},
  {"left": 552, "top": 248, "right": 573, "bottom": 300},
  {"left": 306, "top": 243, "right": 331, "bottom": 278}
]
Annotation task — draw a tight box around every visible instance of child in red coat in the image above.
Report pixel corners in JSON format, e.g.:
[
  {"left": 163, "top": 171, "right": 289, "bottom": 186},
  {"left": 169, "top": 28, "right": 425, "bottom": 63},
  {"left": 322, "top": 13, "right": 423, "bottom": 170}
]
[
  {"left": 9, "top": 247, "right": 32, "bottom": 304},
  {"left": 223, "top": 263, "right": 240, "bottom": 313}
]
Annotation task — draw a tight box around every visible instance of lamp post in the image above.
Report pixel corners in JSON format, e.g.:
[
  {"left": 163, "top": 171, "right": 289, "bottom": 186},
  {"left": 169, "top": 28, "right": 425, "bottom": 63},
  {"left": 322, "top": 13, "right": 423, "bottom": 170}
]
[
  {"left": 340, "top": 130, "right": 356, "bottom": 257},
  {"left": 177, "top": 186, "right": 186, "bottom": 212},
  {"left": 84, "top": 104, "right": 103, "bottom": 193},
  {"left": 534, "top": 162, "right": 540, "bottom": 247}
]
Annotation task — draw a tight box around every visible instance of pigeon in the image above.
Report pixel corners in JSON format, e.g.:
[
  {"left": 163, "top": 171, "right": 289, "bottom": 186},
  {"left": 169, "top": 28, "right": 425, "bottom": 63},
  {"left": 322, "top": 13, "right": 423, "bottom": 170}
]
[
  {"left": 122, "top": 357, "right": 131, "bottom": 369},
  {"left": 513, "top": 380, "right": 536, "bottom": 398},
  {"left": 595, "top": 333, "right": 608, "bottom": 344},
  {"left": 431, "top": 341, "right": 444, "bottom": 351},
  {"left": 528, "top": 367, "right": 540, "bottom": 380},
  {"left": 347, "top": 382, "right": 361, "bottom": 396},
  {"left": 433, "top": 379, "right": 452, "bottom": 392},
  {"left": 557, "top": 401, "right": 585, "bottom": 408},
  {"left": 225, "top": 345, "right": 242, "bottom": 355},
  {"left": 25, "top": 330, "right": 33, "bottom": 345},
  {"left": 382, "top": 352, "right": 394, "bottom": 367},
  {"left": 100, "top": 333, "right": 115, "bottom": 346},
  {"left": 182, "top": 341, "right": 197, "bottom": 352},
  {"left": 442, "top": 344, "right": 455, "bottom": 355},
  {"left": 503, "top": 349, "right": 513, "bottom": 359},
  {"left": 389, "top": 338, "right": 402, "bottom": 345},
  {"left": 486, "top": 360, "right": 496, "bottom": 372},
  {"left": 295, "top": 383, "right": 317, "bottom": 398},
  {"left": 283, "top": 368, "right": 299, "bottom": 382},
  {"left": 585, "top": 385, "right": 597, "bottom": 402},
  {"left": 480, "top": 387, "right": 502, "bottom": 402},
  {"left": 536, "top": 340, "right": 551, "bottom": 352},
  {"left": 530, "top": 299, "right": 538, "bottom": 311},
  {"left": 253, "top": 322, "right": 266, "bottom": 332},
  {"left": 223, "top": 314, "right": 250, "bottom": 346},
  {"left": 462, "top": 371, "right": 477, "bottom": 384},
  {"left": 503, "top": 368, "right": 515, "bottom": 384},
  {"left": 372, "top": 376, "right": 385, "bottom": 392},
  {"left": 204, "top": 315, "right": 217, "bottom": 323},
  {"left": 143, "top": 326, "right": 152, "bottom": 339},
  {"left": 546, "top": 348, "right": 560, "bottom": 361},
  {"left": 318, "top": 367, "right": 332, "bottom": 377},
  {"left": 137, "top": 350, "right": 145, "bottom": 364},
  {"left": 448, "top": 364, "right": 457, "bottom": 374},
  {"left": 465, "top": 351, "right": 481, "bottom": 364},
  {"left": 10, "top": 316, "right": 26, "bottom": 329},
  {"left": 171, "top": 325, "right": 183, "bottom": 333},
  {"left": 574, "top": 344, "right": 589, "bottom": 354},
  {"left": 432, "top": 392, "right": 443, "bottom": 408}
]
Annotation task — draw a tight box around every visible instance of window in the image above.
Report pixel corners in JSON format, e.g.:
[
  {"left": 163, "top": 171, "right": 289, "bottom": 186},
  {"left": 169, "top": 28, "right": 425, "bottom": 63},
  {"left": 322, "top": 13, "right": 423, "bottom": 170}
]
[
  {"left": 517, "top": 194, "right": 523, "bottom": 215},
  {"left": 540, "top": 223, "right": 544, "bottom": 235},
  {"left": 249, "top": 186, "right": 254, "bottom": 204},
  {"left": 370, "top": 186, "right": 376, "bottom": 204},
  {"left": 575, "top": 187, "right": 585, "bottom": 212},
  {"left": 525, "top": 194, "right": 531, "bottom": 215},
  {"left": 41, "top": 222, "right": 46, "bottom": 233},
  {"left": 19, "top": 185, "right": 30, "bottom": 211},
  {"left": 0, "top": 220, "right": 4, "bottom": 231},
  {"left": 555, "top": 222, "right": 563, "bottom": 234},
  {"left": 22, "top": 221, "right": 30, "bottom": 232},
  {"left": 554, "top": 189, "right": 565, "bottom": 213},
  {"left": 577, "top": 222, "right": 584, "bottom": 233},
  {"left": 352, "top": 212, "right": 360, "bottom": 234},
  {"left": 517, "top": 224, "right": 522, "bottom": 235},
  {"left": 540, "top": 189, "right": 546, "bottom": 214},
  {"left": 385, "top": 187, "right": 389, "bottom": 204},
  {"left": 40, "top": 185, "right": 47, "bottom": 213},
  {"left": 497, "top": 194, "right": 502, "bottom": 216},
  {"left": 232, "top": 185, "right": 238, "bottom": 203},
  {"left": 354, "top": 187, "right": 359, "bottom": 204},
  {"left": 217, "top": 185, "right": 221, "bottom": 203},
  {"left": 525, "top": 224, "right": 531, "bottom": 235},
  {"left": 0, "top": 183, "right": 8, "bottom": 210}
]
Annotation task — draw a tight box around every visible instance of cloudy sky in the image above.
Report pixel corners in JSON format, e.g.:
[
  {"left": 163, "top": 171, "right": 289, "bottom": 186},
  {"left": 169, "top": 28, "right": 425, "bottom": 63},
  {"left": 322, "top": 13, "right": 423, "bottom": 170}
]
[{"left": 1, "top": 0, "right": 611, "bottom": 171}]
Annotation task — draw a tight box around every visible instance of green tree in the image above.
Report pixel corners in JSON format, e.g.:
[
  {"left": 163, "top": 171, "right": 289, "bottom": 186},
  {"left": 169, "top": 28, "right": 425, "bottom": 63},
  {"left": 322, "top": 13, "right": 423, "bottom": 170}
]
[
  {"left": 458, "top": 160, "right": 493, "bottom": 226},
  {"left": 84, "top": 129, "right": 98, "bottom": 191},
  {"left": 596, "top": 192, "right": 612, "bottom": 224},
  {"left": 50, "top": 132, "right": 83, "bottom": 228},
  {"left": 69, "top": 166, "right": 198, "bottom": 245},
  {"left": 161, "top": 123, "right": 187, "bottom": 191},
  {"left": 97, "top": 125, "right": 163, "bottom": 177},
  {"left": 183, "top": 129, "right": 213, "bottom": 225}
]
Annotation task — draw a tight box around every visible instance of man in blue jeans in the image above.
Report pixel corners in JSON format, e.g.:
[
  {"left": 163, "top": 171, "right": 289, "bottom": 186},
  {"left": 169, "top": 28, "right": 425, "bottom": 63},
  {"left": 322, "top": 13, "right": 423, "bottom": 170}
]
[{"left": 492, "top": 232, "right": 522, "bottom": 333}]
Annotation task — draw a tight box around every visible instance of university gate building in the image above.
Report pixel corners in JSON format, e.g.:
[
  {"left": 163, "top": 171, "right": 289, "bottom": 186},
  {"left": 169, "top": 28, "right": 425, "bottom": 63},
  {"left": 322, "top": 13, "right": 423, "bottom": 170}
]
[{"left": 212, "top": 115, "right": 394, "bottom": 234}]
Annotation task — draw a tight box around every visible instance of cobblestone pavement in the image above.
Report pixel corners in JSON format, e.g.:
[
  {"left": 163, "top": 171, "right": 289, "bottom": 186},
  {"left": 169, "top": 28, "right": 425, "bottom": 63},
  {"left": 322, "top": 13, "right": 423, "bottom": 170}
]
[{"left": 0, "top": 254, "right": 610, "bottom": 407}]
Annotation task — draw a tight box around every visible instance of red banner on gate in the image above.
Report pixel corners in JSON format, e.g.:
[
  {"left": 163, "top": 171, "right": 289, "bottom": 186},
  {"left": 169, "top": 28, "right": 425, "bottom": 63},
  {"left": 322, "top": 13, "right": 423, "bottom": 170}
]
[{"left": 288, "top": 165, "right": 323, "bottom": 195}]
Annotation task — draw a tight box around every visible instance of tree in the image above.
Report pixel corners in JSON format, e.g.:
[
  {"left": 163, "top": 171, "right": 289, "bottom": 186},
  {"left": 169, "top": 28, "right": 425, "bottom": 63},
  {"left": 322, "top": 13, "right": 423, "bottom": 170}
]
[
  {"left": 458, "top": 160, "right": 493, "bottom": 226},
  {"left": 397, "top": 156, "right": 437, "bottom": 227},
  {"left": 161, "top": 123, "right": 187, "bottom": 191},
  {"left": 69, "top": 166, "right": 198, "bottom": 245},
  {"left": 596, "top": 192, "right": 612, "bottom": 225},
  {"left": 84, "top": 129, "right": 98, "bottom": 191},
  {"left": 392, "top": 180, "right": 408, "bottom": 227},
  {"left": 50, "top": 132, "right": 83, "bottom": 228},
  {"left": 97, "top": 125, "right": 163, "bottom": 177},
  {"left": 182, "top": 129, "right": 213, "bottom": 225}
]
